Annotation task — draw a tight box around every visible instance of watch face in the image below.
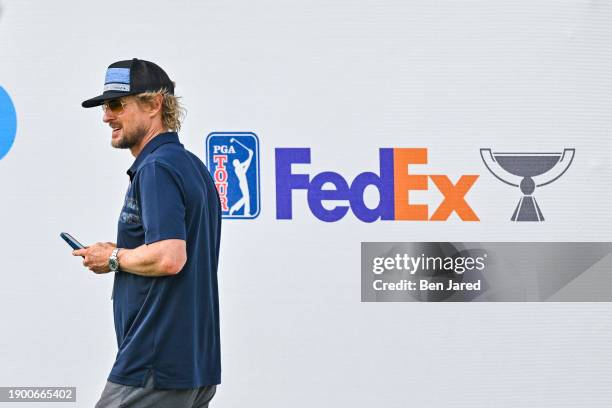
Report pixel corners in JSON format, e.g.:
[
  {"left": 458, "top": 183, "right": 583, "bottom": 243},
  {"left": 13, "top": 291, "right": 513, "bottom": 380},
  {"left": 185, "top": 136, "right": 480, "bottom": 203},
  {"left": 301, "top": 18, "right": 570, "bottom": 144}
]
[{"left": 110, "top": 258, "right": 118, "bottom": 271}]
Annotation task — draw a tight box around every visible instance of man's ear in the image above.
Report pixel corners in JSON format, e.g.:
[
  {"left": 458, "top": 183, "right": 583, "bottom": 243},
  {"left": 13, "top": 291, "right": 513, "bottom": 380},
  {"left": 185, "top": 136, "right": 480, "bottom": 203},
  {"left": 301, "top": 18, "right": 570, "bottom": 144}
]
[{"left": 148, "top": 94, "right": 163, "bottom": 118}]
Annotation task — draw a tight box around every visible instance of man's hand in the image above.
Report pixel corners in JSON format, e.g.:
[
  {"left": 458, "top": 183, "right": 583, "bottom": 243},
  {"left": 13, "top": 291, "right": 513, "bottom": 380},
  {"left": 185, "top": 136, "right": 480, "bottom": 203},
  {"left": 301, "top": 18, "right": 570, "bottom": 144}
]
[{"left": 72, "top": 242, "right": 117, "bottom": 274}]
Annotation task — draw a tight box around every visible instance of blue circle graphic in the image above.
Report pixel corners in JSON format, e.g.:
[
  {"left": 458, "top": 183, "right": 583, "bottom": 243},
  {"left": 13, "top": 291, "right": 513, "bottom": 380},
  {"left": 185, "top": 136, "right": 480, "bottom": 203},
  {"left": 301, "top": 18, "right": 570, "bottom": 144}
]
[{"left": 0, "top": 86, "right": 17, "bottom": 161}]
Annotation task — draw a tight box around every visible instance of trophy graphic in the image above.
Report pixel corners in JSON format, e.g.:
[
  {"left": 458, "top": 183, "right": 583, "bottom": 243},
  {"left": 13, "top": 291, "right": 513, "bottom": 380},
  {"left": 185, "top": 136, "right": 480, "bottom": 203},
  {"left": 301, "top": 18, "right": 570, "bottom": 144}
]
[{"left": 480, "top": 148, "right": 575, "bottom": 221}]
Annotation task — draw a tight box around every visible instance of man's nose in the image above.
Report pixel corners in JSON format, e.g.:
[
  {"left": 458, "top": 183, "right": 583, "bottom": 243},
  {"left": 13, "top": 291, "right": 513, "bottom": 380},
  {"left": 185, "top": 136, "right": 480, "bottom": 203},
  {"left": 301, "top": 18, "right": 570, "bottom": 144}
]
[{"left": 102, "top": 109, "right": 115, "bottom": 123}]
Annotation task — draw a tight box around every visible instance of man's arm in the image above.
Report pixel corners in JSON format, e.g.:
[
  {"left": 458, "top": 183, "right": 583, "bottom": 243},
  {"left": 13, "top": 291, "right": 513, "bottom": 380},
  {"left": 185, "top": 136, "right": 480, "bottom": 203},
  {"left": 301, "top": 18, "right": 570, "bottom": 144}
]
[
  {"left": 243, "top": 148, "right": 253, "bottom": 168},
  {"left": 73, "top": 162, "right": 188, "bottom": 276},
  {"left": 73, "top": 239, "right": 187, "bottom": 277},
  {"left": 118, "top": 239, "right": 187, "bottom": 277}
]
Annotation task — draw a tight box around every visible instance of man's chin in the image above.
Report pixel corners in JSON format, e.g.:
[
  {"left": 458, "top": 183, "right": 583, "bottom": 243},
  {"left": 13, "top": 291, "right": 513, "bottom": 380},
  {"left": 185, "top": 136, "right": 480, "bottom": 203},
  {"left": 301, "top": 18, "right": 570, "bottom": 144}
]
[
  {"left": 111, "top": 137, "right": 131, "bottom": 149},
  {"left": 110, "top": 127, "right": 145, "bottom": 149}
]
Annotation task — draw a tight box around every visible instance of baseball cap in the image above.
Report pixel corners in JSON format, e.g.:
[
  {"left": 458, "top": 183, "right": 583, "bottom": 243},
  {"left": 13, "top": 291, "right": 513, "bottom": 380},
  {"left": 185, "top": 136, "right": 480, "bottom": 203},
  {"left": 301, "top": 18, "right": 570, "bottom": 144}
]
[{"left": 81, "top": 58, "right": 174, "bottom": 108}]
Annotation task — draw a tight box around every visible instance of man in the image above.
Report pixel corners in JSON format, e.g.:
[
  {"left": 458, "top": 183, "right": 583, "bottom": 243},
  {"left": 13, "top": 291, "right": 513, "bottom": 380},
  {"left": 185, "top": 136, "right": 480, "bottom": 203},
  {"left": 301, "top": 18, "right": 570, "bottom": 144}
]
[{"left": 75, "top": 58, "right": 221, "bottom": 408}]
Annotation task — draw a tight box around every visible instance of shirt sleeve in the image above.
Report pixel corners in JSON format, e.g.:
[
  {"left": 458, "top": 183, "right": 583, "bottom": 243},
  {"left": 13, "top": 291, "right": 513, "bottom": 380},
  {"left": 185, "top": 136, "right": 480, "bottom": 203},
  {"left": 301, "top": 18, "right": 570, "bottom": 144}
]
[{"left": 137, "top": 162, "right": 187, "bottom": 244}]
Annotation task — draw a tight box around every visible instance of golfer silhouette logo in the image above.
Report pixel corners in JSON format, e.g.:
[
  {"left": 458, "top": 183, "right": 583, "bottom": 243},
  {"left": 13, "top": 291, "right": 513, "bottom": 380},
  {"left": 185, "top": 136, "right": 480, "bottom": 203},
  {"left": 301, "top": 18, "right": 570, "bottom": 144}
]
[
  {"left": 206, "top": 132, "right": 260, "bottom": 219},
  {"left": 228, "top": 138, "right": 254, "bottom": 216}
]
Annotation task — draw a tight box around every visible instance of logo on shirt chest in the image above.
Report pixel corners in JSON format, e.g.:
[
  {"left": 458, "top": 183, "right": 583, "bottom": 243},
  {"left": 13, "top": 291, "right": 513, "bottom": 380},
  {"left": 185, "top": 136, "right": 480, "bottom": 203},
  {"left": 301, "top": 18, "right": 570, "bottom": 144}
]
[
  {"left": 206, "top": 132, "right": 261, "bottom": 219},
  {"left": 120, "top": 193, "right": 142, "bottom": 224}
]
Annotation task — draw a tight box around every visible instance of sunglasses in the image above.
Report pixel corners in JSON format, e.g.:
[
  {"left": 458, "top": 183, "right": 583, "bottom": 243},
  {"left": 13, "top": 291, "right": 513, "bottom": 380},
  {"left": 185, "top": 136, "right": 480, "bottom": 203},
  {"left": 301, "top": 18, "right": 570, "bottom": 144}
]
[{"left": 102, "top": 98, "right": 131, "bottom": 114}]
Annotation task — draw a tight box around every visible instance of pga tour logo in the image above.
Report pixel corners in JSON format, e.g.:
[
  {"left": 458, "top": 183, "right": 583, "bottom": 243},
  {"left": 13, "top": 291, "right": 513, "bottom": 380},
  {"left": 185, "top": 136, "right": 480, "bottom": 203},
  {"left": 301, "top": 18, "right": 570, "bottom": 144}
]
[{"left": 206, "top": 132, "right": 261, "bottom": 219}]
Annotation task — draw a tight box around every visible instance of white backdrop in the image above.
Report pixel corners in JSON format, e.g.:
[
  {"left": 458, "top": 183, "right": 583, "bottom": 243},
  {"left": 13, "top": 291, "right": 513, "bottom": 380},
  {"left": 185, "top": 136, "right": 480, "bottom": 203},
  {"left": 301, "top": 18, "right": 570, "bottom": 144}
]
[{"left": 1, "top": 0, "right": 611, "bottom": 406}]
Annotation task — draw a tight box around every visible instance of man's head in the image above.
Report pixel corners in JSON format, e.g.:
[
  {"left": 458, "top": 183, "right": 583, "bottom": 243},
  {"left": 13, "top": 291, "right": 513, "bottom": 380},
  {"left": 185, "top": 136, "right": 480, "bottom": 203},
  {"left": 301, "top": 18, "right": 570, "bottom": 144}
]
[{"left": 82, "top": 58, "right": 184, "bottom": 149}]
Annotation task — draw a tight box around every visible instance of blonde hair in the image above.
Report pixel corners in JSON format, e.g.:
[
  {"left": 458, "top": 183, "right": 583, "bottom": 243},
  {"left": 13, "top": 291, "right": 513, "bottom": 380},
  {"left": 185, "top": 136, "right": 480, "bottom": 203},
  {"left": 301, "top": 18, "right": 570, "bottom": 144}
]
[{"left": 136, "top": 87, "right": 185, "bottom": 132}]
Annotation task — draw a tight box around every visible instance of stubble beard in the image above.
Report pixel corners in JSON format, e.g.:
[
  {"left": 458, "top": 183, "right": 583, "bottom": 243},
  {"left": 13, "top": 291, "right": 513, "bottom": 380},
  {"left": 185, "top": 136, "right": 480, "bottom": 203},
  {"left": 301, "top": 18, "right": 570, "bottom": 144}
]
[{"left": 111, "top": 124, "right": 148, "bottom": 149}]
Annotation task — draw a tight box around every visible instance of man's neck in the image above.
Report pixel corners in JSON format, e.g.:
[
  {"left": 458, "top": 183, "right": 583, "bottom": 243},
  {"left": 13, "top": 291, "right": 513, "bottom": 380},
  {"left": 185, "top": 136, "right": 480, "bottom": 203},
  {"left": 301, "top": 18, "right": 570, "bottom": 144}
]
[{"left": 130, "top": 125, "right": 169, "bottom": 158}]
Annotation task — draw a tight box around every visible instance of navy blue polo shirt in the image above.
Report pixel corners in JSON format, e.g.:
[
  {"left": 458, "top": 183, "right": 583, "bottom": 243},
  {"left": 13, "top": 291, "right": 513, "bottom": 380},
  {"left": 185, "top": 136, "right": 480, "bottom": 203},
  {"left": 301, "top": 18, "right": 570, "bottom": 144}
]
[{"left": 109, "top": 132, "right": 221, "bottom": 389}]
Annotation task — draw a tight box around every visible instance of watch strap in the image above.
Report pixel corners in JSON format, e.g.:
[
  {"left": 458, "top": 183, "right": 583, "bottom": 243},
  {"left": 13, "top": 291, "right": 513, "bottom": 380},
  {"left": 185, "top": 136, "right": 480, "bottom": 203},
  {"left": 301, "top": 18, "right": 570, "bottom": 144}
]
[{"left": 109, "top": 248, "right": 120, "bottom": 272}]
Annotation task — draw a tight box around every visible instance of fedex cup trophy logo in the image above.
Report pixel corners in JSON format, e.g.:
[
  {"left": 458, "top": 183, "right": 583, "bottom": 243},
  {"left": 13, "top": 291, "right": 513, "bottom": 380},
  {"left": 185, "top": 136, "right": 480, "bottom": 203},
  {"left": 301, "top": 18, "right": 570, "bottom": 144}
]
[
  {"left": 480, "top": 148, "right": 575, "bottom": 221},
  {"left": 0, "top": 86, "right": 17, "bottom": 161},
  {"left": 206, "top": 132, "right": 261, "bottom": 219}
]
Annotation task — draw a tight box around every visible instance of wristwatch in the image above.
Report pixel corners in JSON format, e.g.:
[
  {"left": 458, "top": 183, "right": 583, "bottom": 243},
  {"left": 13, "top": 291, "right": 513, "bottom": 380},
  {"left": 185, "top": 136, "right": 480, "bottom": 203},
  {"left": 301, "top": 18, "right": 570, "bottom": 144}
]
[{"left": 109, "top": 248, "right": 121, "bottom": 272}]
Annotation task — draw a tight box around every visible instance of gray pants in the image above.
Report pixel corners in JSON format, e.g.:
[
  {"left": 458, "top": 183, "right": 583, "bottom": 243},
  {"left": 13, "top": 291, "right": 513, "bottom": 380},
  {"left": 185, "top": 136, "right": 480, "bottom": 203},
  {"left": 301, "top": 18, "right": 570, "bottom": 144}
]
[{"left": 95, "top": 373, "right": 217, "bottom": 408}]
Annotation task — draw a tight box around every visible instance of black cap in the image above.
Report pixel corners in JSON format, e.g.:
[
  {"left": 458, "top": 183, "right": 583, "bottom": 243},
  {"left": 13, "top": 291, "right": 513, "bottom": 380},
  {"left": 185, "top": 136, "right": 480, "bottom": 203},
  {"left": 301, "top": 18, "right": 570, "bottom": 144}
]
[{"left": 82, "top": 58, "right": 174, "bottom": 108}]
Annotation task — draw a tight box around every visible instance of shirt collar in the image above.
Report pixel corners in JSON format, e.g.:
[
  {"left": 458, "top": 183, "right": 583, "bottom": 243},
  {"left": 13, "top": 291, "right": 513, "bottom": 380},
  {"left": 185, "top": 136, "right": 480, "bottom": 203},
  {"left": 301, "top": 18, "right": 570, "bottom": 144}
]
[{"left": 127, "top": 132, "right": 180, "bottom": 180}]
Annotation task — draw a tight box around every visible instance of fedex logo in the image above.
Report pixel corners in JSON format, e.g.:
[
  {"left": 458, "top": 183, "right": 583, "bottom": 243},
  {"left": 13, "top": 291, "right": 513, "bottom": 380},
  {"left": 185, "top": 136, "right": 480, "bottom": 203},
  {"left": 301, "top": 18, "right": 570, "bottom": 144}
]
[{"left": 275, "top": 148, "right": 479, "bottom": 222}]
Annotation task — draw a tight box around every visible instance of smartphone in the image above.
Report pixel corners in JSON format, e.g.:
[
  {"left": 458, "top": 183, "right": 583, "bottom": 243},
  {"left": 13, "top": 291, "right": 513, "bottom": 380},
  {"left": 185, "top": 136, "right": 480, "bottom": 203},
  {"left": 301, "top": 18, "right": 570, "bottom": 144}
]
[{"left": 60, "top": 232, "right": 86, "bottom": 250}]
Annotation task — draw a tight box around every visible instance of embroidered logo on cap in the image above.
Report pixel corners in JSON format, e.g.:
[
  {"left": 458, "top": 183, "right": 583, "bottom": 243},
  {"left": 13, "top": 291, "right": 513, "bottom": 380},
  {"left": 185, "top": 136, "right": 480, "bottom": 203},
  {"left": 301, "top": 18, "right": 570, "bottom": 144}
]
[{"left": 104, "top": 68, "right": 130, "bottom": 92}]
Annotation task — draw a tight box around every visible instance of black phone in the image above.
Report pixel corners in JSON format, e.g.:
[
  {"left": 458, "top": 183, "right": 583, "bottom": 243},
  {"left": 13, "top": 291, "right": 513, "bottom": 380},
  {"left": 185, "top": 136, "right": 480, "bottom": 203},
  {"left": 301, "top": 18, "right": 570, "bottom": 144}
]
[{"left": 60, "top": 232, "right": 86, "bottom": 251}]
